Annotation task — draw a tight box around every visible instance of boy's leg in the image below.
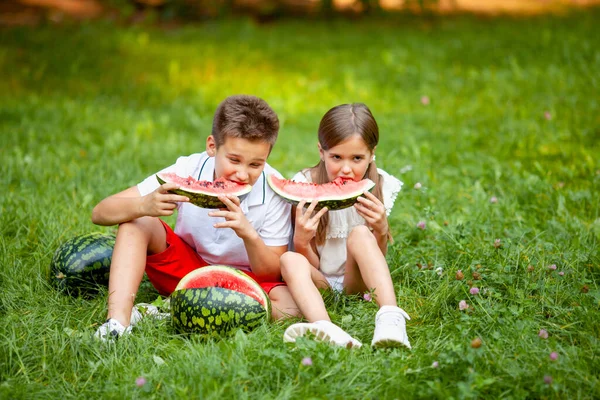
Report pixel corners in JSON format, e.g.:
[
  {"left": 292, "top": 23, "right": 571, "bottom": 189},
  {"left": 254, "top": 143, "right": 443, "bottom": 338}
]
[
  {"left": 280, "top": 252, "right": 361, "bottom": 348},
  {"left": 107, "top": 216, "right": 167, "bottom": 327}
]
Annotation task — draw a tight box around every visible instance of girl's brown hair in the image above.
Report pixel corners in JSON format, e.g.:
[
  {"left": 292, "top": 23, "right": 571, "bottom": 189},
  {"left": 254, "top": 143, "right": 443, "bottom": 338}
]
[{"left": 310, "top": 103, "right": 388, "bottom": 245}]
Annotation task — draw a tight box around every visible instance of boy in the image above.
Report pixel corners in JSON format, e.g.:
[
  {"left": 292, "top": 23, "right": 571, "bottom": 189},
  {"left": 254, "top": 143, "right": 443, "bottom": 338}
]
[{"left": 92, "top": 95, "right": 298, "bottom": 339}]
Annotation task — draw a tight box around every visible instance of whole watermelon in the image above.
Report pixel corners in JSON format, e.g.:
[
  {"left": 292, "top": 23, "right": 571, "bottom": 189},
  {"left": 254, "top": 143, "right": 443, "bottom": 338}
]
[
  {"left": 50, "top": 232, "right": 115, "bottom": 296},
  {"left": 171, "top": 266, "right": 271, "bottom": 335}
]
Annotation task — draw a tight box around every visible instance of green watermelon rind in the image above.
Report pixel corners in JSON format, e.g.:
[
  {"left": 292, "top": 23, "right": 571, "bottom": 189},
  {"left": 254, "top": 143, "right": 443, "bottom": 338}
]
[
  {"left": 50, "top": 232, "right": 115, "bottom": 296},
  {"left": 171, "top": 286, "right": 269, "bottom": 335},
  {"left": 156, "top": 173, "right": 252, "bottom": 209},
  {"left": 266, "top": 174, "right": 376, "bottom": 211},
  {"left": 175, "top": 265, "right": 271, "bottom": 319},
  {"left": 175, "top": 266, "right": 268, "bottom": 305}
]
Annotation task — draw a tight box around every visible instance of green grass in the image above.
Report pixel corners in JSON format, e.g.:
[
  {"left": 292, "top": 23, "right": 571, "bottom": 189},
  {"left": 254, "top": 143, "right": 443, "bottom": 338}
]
[{"left": 1, "top": 11, "right": 599, "bottom": 399}]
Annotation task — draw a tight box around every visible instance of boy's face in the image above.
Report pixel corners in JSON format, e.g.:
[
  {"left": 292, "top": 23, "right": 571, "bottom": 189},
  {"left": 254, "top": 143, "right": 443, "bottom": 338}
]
[
  {"left": 319, "top": 135, "right": 374, "bottom": 182},
  {"left": 206, "top": 135, "right": 270, "bottom": 186}
]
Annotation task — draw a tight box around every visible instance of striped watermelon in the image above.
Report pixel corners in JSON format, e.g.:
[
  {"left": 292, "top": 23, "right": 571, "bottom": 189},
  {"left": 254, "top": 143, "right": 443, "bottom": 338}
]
[
  {"left": 171, "top": 266, "right": 270, "bottom": 335},
  {"left": 50, "top": 232, "right": 115, "bottom": 296}
]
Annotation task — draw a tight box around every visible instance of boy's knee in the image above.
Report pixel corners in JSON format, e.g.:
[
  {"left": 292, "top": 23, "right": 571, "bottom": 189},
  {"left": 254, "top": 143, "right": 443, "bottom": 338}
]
[
  {"left": 117, "top": 217, "right": 166, "bottom": 253},
  {"left": 119, "top": 217, "right": 160, "bottom": 234}
]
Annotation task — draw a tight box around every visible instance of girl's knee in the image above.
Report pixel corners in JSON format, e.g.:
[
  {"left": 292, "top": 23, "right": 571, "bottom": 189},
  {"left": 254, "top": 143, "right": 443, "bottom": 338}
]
[
  {"left": 347, "top": 225, "right": 374, "bottom": 247},
  {"left": 280, "top": 252, "right": 310, "bottom": 279}
]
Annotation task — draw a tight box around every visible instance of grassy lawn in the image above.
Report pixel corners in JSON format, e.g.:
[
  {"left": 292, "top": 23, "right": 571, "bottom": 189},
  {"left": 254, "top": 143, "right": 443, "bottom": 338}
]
[{"left": 1, "top": 11, "right": 599, "bottom": 399}]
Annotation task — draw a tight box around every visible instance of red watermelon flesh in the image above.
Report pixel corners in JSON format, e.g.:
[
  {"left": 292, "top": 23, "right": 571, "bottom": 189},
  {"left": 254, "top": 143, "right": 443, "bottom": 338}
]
[
  {"left": 268, "top": 176, "right": 370, "bottom": 198},
  {"left": 156, "top": 172, "right": 252, "bottom": 208},
  {"left": 175, "top": 266, "right": 268, "bottom": 308},
  {"left": 267, "top": 174, "right": 375, "bottom": 211},
  {"left": 157, "top": 172, "right": 251, "bottom": 195}
]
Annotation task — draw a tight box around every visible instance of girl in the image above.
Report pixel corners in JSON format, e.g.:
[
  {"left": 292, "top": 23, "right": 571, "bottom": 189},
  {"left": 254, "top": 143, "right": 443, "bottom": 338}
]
[{"left": 281, "top": 103, "right": 410, "bottom": 349}]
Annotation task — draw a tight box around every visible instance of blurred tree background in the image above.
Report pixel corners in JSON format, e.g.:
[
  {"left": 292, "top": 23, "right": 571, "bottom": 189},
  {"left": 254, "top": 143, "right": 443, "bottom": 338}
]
[{"left": 1, "top": 0, "right": 599, "bottom": 26}]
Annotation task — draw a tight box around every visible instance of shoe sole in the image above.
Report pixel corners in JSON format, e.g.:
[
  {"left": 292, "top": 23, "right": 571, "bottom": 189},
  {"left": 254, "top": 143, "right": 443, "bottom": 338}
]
[
  {"left": 284, "top": 323, "right": 362, "bottom": 349},
  {"left": 371, "top": 338, "right": 411, "bottom": 349}
]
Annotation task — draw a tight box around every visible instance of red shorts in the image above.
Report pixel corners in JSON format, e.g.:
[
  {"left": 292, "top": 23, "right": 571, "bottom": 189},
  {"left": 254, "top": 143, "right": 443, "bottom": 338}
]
[{"left": 145, "top": 220, "right": 286, "bottom": 296}]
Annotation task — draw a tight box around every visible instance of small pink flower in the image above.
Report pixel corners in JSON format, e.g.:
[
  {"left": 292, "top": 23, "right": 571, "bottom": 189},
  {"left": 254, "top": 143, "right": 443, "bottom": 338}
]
[
  {"left": 544, "top": 111, "right": 552, "bottom": 120},
  {"left": 493, "top": 239, "right": 501, "bottom": 248},
  {"left": 135, "top": 377, "right": 147, "bottom": 387},
  {"left": 544, "top": 375, "right": 553, "bottom": 385},
  {"left": 414, "top": 182, "right": 422, "bottom": 190},
  {"left": 538, "top": 329, "right": 549, "bottom": 339},
  {"left": 470, "top": 287, "right": 480, "bottom": 295},
  {"left": 301, "top": 357, "right": 313, "bottom": 366},
  {"left": 431, "top": 361, "right": 439, "bottom": 368},
  {"left": 421, "top": 96, "right": 430, "bottom": 105},
  {"left": 459, "top": 300, "right": 469, "bottom": 310},
  {"left": 549, "top": 352, "right": 558, "bottom": 361},
  {"left": 363, "top": 293, "right": 372, "bottom": 302},
  {"left": 558, "top": 271, "right": 564, "bottom": 276},
  {"left": 548, "top": 264, "right": 557, "bottom": 271},
  {"left": 417, "top": 221, "right": 426, "bottom": 230},
  {"left": 490, "top": 196, "right": 498, "bottom": 204}
]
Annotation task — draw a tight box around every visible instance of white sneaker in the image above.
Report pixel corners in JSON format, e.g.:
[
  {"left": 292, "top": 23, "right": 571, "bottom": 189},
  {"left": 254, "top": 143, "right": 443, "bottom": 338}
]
[
  {"left": 94, "top": 318, "right": 132, "bottom": 341},
  {"left": 371, "top": 305, "right": 411, "bottom": 349},
  {"left": 130, "top": 303, "right": 170, "bottom": 326},
  {"left": 283, "top": 320, "right": 362, "bottom": 348}
]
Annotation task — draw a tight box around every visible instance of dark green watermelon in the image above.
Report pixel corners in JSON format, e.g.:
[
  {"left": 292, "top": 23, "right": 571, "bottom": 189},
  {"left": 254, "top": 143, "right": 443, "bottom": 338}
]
[
  {"left": 171, "top": 266, "right": 270, "bottom": 335},
  {"left": 50, "top": 232, "right": 115, "bottom": 296}
]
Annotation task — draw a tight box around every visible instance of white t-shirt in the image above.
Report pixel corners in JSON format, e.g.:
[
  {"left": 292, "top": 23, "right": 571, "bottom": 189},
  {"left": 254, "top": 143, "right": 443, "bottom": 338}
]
[
  {"left": 292, "top": 168, "right": 402, "bottom": 284},
  {"left": 138, "top": 152, "right": 292, "bottom": 271}
]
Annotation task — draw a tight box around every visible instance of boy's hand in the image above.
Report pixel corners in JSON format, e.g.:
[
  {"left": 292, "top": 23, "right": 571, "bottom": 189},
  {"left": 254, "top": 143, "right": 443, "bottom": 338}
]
[
  {"left": 293, "top": 200, "right": 328, "bottom": 249},
  {"left": 141, "top": 183, "right": 189, "bottom": 217},
  {"left": 355, "top": 191, "right": 388, "bottom": 237},
  {"left": 209, "top": 195, "right": 256, "bottom": 240}
]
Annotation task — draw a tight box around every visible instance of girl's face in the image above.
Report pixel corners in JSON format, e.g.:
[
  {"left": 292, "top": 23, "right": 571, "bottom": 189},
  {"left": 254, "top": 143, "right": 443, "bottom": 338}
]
[{"left": 319, "top": 135, "right": 374, "bottom": 182}]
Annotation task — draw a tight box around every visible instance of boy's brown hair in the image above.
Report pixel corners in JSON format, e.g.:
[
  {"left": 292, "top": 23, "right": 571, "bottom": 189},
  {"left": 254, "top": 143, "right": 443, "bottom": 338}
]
[{"left": 211, "top": 95, "right": 279, "bottom": 148}]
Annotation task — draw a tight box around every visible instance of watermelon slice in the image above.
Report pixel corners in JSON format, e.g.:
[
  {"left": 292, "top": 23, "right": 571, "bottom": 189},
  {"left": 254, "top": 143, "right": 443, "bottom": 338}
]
[
  {"left": 171, "top": 266, "right": 271, "bottom": 336},
  {"left": 156, "top": 172, "right": 252, "bottom": 209},
  {"left": 267, "top": 174, "right": 375, "bottom": 211}
]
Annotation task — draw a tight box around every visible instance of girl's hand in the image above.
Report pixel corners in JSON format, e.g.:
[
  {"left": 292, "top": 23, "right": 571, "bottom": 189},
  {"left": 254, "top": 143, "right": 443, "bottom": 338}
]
[
  {"left": 209, "top": 194, "right": 257, "bottom": 240},
  {"left": 293, "top": 200, "right": 328, "bottom": 249},
  {"left": 355, "top": 191, "right": 389, "bottom": 237},
  {"left": 141, "top": 183, "right": 189, "bottom": 217}
]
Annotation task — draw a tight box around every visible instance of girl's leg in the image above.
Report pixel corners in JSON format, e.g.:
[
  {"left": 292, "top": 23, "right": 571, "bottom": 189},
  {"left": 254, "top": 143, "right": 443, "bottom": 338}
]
[
  {"left": 280, "top": 252, "right": 362, "bottom": 348},
  {"left": 344, "top": 225, "right": 411, "bottom": 349},
  {"left": 268, "top": 286, "right": 301, "bottom": 320},
  {"left": 343, "top": 225, "right": 397, "bottom": 306},
  {"left": 280, "top": 252, "right": 330, "bottom": 322},
  {"left": 106, "top": 216, "right": 167, "bottom": 327}
]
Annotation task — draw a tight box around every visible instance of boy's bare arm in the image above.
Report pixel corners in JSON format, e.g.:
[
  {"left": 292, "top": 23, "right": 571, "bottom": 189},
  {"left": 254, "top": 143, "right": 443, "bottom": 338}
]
[
  {"left": 243, "top": 238, "right": 287, "bottom": 281},
  {"left": 91, "top": 183, "right": 189, "bottom": 226},
  {"left": 209, "top": 195, "right": 288, "bottom": 281}
]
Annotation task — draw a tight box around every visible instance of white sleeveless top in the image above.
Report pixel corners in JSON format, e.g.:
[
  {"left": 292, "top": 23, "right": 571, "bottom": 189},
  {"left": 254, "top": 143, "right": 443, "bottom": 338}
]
[{"left": 292, "top": 168, "right": 402, "bottom": 279}]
